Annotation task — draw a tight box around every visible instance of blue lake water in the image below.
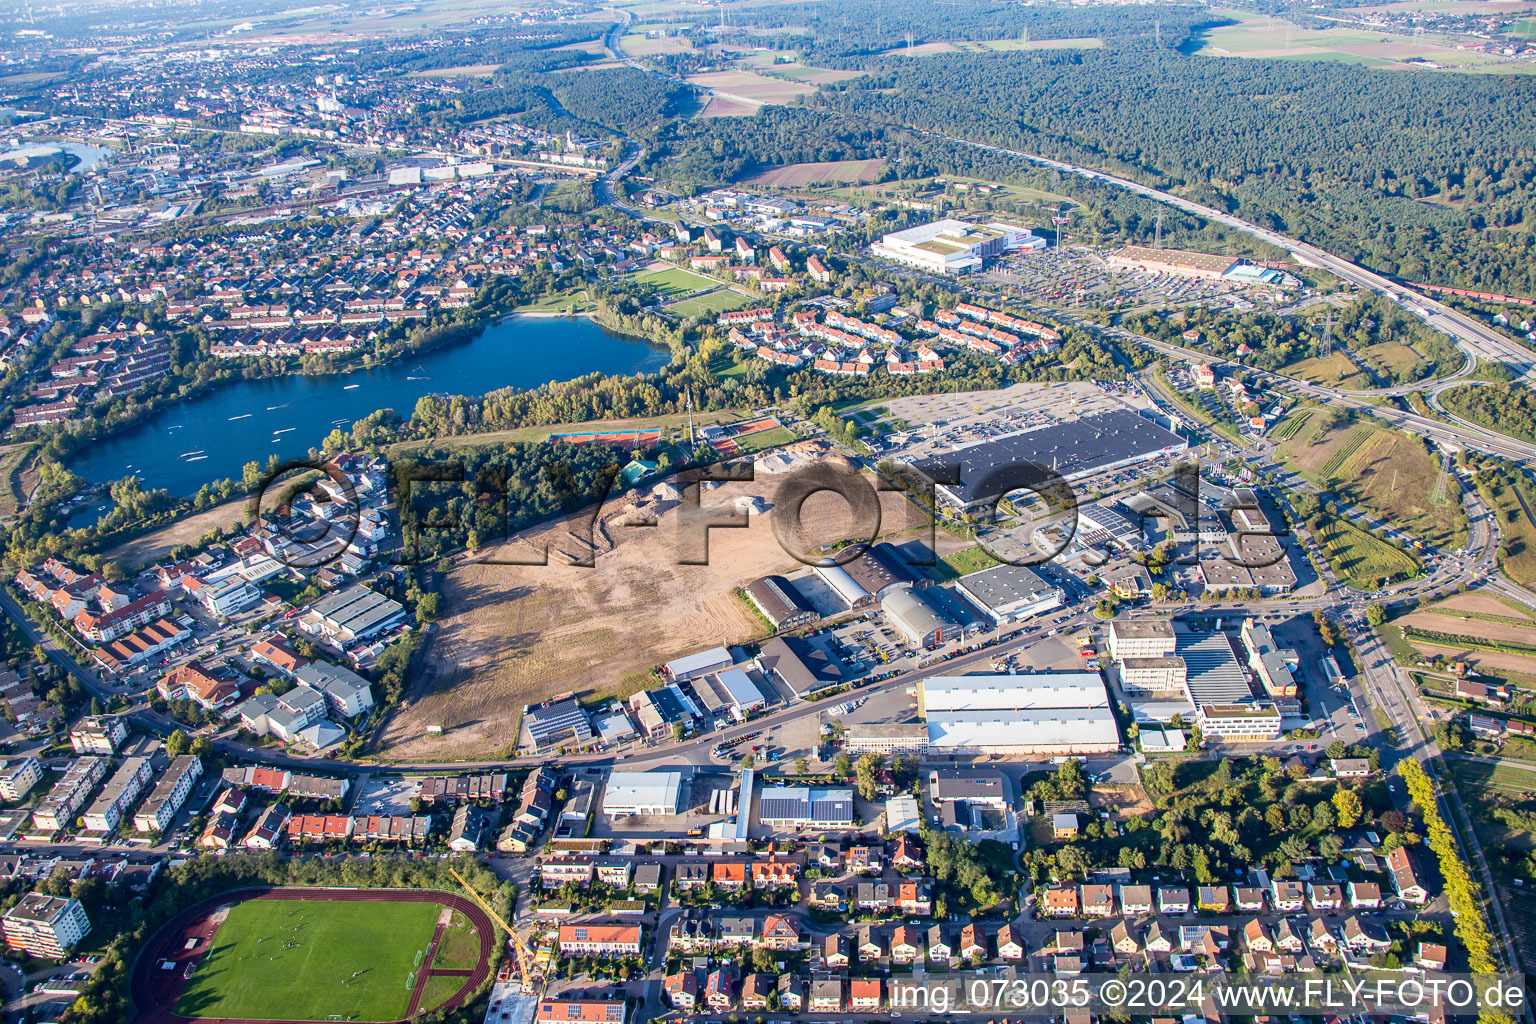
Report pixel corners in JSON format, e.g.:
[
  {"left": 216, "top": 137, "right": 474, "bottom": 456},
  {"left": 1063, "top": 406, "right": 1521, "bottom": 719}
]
[{"left": 65, "top": 315, "right": 669, "bottom": 518}]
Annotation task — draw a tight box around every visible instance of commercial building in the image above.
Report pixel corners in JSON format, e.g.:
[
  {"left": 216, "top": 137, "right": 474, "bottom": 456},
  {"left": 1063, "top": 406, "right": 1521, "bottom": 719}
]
[
  {"left": 953, "top": 564, "right": 1064, "bottom": 624},
  {"left": 1108, "top": 619, "right": 1176, "bottom": 661},
  {"left": 882, "top": 588, "right": 961, "bottom": 649},
  {"left": 744, "top": 576, "right": 817, "bottom": 630},
  {"left": 628, "top": 684, "right": 700, "bottom": 739},
  {"left": 1240, "top": 618, "right": 1300, "bottom": 698},
  {"left": 82, "top": 756, "right": 154, "bottom": 833},
  {"left": 301, "top": 584, "right": 406, "bottom": 643},
  {"left": 715, "top": 668, "right": 766, "bottom": 718},
  {"left": 842, "top": 722, "right": 929, "bottom": 756},
  {"left": 1106, "top": 245, "right": 1243, "bottom": 281},
  {"left": 663, "top": 647, "right": 732, "bottom": 683},
  {"left": 32, "top": 757, "right": 108, "bottom": 832},
  {"left": 524, "top": 694, "right": 594, "bottom": 749},
  {"left": 759, "top": 786, "right": 856, "bottom": 827},
  {"left": 0, "top": 758, "right": 43, "bottom": 802},
  {"left": 918, "top": 672, "right": 1120, "bottom": 755},
  {"left": 133, "top": 755, "right": 203, "bottom": 833},
  {"left": 601, "top": 771, "right": 684, "bottom": 817},
  {"left": 294, "top": 661, "right": 375, "bottom": 719},
  {"left": 2, "top": 894, "right": 90, "bottom": 957},
  {"left": 1197, "top": 703, "right": 1283, "bottom": 741},
  {"left": 70, "top": 716, "right": 128, "bottom": 755},
  {"left": 1118, "top": 657, "right": 1188, "bottom": 696},
  {"left": 872, "top": 219, "right": 1045, "bottom": 275},
  {"left": 756, "top": 635, "right": 846, "bottom": 699},
  {"left": 912, "top": 410, "right": 1188, "bottom": 509}
]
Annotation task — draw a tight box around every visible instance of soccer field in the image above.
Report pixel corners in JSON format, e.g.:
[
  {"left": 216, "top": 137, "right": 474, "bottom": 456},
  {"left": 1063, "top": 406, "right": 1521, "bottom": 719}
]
[{"left": 176, "top": 897, "right": 442, "bottom": 1022}]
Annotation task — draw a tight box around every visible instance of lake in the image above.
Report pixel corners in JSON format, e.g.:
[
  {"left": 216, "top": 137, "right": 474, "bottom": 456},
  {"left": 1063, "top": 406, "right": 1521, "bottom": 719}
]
[{"left": 65, "top": 315, "right": 669, "bottom": 520}]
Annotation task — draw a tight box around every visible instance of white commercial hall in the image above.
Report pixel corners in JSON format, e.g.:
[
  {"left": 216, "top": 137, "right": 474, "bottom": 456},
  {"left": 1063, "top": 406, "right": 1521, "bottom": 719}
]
[
  {"left": 918, "top": 672, "right": 1121, "bottom": 755},
  {"left": 601, "top": 770, "right": 684, "bottom": 816}
]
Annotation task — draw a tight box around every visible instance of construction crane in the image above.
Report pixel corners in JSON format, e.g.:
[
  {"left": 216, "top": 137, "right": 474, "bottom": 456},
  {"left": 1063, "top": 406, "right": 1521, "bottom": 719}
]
[{"left": 448, "top": 867, "right": 540, "bottom": 996}]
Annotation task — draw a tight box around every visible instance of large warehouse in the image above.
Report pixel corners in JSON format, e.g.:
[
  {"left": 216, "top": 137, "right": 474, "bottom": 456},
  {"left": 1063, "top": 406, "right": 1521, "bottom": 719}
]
[
  {"left": 872, "top": 219, "right": 1045, "bottom": 275},
  {"left": 953, "top": 563, "right": 1064, "bottom": 624},
  {"left": 911, "top": 410, "right": 1189, "bottom": 509},
  {"left": 602, "top": 770, "right": 684, "bottom": 817},
  {"left": 918, "top": 672, "right": 1120, "bottom": 755},
  {"left": 882, "top": 588, "right": 961, "bottom": 648},
  {"left": 1106, "top": 245, "right": 1243, "bottom": 281},
  {"left": 759, "top": 785, "right": 855, "bottom": 827}
]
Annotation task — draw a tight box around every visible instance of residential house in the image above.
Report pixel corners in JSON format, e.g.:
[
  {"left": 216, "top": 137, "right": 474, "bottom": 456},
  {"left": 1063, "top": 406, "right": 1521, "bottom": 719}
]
[
  {"left": 1417, "top": 942, "right": 1448, "bottom": 971},
  {"left": 759, "top": 914, "right": 801, "bottom": 951},
  {"left": 1271, "top": 879, "right": 1305, "bottom": 912},
  {"left": 1343, "top": 915, "right": 1392, "bottom": 953},
  {"left": 1273, "top": 918, "right": 1305, "bottom": 953},
  {"left": 822, "top": 933, "right": 850, "bottom": 969},
  {"left": 1080, "top": 883, "right": 1115, "bottom": 917},
  {"left": 927, "top": 925, "right": 953, "bottom": 965},
  {"left": 1119, "top": 884, "right": 1154, "bottom": 915},
  {"left": 849, "top": 978, "right": 882, "bottom": 1012},
  {"left": 890, "top": 924, "right": 920, "bottom": 964},
  {"left": 704, "top": 968, "right": 736, "bottom": 1011},
  {"left": 857, "top": 925, "right": 885, "bottom": 962},
  {"left": 777, "top": 974, "right": 804, "bottom": 1012},
  {"left": 808, "top": 977, "right": 843, "bottom": 1013},
  {"left": 1197, "top": 885, "right": 1231, "bottom": 913},
  {"left": 1232, "top": 885, "right": 1266, "bottom": 912},
  {"left": 1158, "top": 887, "right": 1190, "bottom": 915},
  {"left": 1388, "top": 846, "right": 1430, "bottom": 904},
  {"left": 1145, "top": 922, "right": 1174, "bottom": 954},
  {"left": 1243, "top": 920, "right": 1273, "bottom": 953},
  {"left": 1309, "top": 882, "right": 1344, "bottom": 911},
  {"left": 1042, "top": 885, "right": 1079, "bottom": 917},
  {"left": 959, "top": 923, "right": 987, "bottom": 962},
  {"left": 1111, "top": 920, "right": 1141, "bottom": 956},
  {"left": 741, "top": 973, "right": 771, "bottom": 1011},
  {"left": 996, "top": 923, "right": 1025, "bottom": 961},
  {"left": 1348, "top": 881, "right": 1382, "bottom": 909}
]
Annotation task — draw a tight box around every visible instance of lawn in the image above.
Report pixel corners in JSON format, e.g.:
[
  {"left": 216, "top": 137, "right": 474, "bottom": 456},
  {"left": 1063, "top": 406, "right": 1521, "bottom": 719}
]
[
  {"left": 1312, "top": 516, "right": 1421, "bottom": 590},
  {"left": 0, "top": 442, "right": 35, "bottom": 518},
  {"left": 730, "top": 424, "right": 796, "bottom": 454},
  {"left": 933, "top": 544, "right": 1004, "bottom": 581},
  {"left": 1192, "top": 10, "right": 1536, "bottom": 73},
  {"left": 429, "top": 910, "right": 482, "bottom": 971},
  {"left": 1281, "top": 350, "right": 1372, "bottom": 388},
  {"left": 176, "top": 897, "right": 443, "bottom": 1022},
  {"left": 628, "top": 264, "right": 716, "bottom": 298},
  {"left": 666, "top": 288, "right": 752, "bottom": 318},
  {"left": 512, "top": 289, "right": 596, "bottom": 315},
  {"left": 1476, "top": 469, "right": 1536, "bottom": 585}
]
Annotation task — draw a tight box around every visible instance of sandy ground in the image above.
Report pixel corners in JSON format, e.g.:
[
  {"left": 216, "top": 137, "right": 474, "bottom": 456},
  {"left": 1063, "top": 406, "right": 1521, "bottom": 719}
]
[
  {"left": 375, "top": 443, "right": 933, "bottom": 760},
  {"left": 1419, "top": 592, "right": 1532, "bottom": 618},
  {"left": 105, "top": 497, "right": 253, "bottom": 570}
]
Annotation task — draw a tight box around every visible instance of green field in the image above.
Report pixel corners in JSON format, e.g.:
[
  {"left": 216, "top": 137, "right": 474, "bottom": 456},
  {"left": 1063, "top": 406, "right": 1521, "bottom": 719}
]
[
  {"left": 628, "top": 264, "right": 716, "bottom": 297},
  {"left": 934, "top": 544, "right": 1005, "bottom": 581},
  {"left": 666, "top": 288, "right": 752, "bottom": 318},
  {"left": 730, "top": 424, "right": 796, "bottom": 453},
  {"left": 176, "top": 897, "right": 444, "bottom": 1022},
  {"left": 1313, "top": 516, "right": 1421, "bottom": 590},
  {"left": 429, "top": 910, "right": 481, "bottom": 970}
]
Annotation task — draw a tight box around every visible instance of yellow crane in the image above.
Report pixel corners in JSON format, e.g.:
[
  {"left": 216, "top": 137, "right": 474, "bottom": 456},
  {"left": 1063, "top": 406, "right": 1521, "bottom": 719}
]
[{"left": 448, "top": 866, "right": 540, "bottom": 995}]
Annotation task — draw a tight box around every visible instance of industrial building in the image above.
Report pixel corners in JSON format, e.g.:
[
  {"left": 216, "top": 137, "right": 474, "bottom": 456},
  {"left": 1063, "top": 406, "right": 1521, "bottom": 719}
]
[
  {"left": 918, "top": 672, "right": 1120, "bottom": 755},
  {"left": 842, "top": 722, "right": 929, "bottom": 756},
  {"left": 744, "top": 576, "right": 817, "bottom": 630},
  {"left": 912, "top": 410, "right": 1188, "bottom": 509},
  {"left": 629, "top": 685, "right": 701, "bottom": 739},
  {"left": 759, "top": 785, "right": 855, "bottom": 827},
  {"left": 1240, "top": 618, "right": 1300, "bottom": 698},
  {"left": 872, "top": 219, "right": 1045, "bottom": 275},
  {"left": 601, "top": 770, "right": 684, "bottom": 817},
  {"left": 524, "top": 694, "right": 594, "bottom": 749},
  {"left": 715, "top": 668, "right": 767, "bottom": 719},
  {"left": 663, "top": 647, "right": 733, "bottom": 683},
  {"left": 953, "top": 564, "right": 1064, "bottom": 624},
  {"left": 756, "top": 635, "right": 846, "bottom": 698},
  {"left": 301, "top": 584, "right": 406, "bottom": 644},
  {"left": 881, "top": 588, "right": 961, "bottom": 648},
  {"left": 1118, "top": 656, "right": 1188, "bottom": 696},
  {"left": 1106, "top": 245, "right": 1244, "bottom": 281}
]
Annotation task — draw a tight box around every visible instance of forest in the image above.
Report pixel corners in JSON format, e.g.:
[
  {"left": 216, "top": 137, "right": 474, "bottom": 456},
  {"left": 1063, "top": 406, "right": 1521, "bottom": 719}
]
[{"left": 810, "top": 50, "right": 1536, "bottom": 294}]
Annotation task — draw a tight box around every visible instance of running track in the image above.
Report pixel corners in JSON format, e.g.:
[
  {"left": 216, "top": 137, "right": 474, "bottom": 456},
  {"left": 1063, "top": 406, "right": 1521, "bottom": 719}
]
[{"left": 131, "top": 886, "right": 496, "bottom": 1024}]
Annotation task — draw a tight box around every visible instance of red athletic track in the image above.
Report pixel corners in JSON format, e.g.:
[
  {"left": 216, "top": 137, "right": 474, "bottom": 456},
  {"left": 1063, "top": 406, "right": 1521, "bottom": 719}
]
[{"left": 131, "top": 886, "right": 496, "bottom": 1024}]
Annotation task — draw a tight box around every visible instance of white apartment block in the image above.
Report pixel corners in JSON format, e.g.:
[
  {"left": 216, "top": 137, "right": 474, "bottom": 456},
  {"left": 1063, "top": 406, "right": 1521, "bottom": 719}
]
[
  {"left": 82, "top": 756, "right": 154, "bottom": 833},
  {"left": 0, "top": 758, "right": 43, "bottom": 802},
  {"left": 133, "top": 755, "right": 203, "bottom": 833},
  {"left": 70, "top": 715, "right": 128, "bottom": 755},
  {"left": 32, "top": 757, "right": 108, "bottom": 832},
  {"left": 2, "top": 894, "right": 90, "bottom": 958}
]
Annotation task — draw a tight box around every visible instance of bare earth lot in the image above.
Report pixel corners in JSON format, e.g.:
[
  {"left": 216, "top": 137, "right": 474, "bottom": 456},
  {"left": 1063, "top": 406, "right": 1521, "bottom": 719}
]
[
  {"left": 741, "top": 160, "right": 887, "bottom": 187},
  {"left": 377, "top": 444, "right": 931, "bottom": 760}
]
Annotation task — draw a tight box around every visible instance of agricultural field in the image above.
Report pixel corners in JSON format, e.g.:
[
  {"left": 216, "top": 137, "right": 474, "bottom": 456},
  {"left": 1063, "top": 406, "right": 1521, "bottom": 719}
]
[
  {"left": 176, "top": 898, "right": 443, "bottom": 1022},
  {"left": 622, "top": 31, "right": 694, "bottom": 56},
  {"left": 377, "top": 446, "right": 933, "bottom": 760},
  {"left": 1192, "top": 9, "right": 1536, "bottom": 72},
  {"left": 407, "top": 63, "right": 501, "bottom": 78},
  {"left": 1312, "top": 515, "right": 1422, "bottom": 590},
  {"left": 740, "top": 159, "right": 886, "bottom": 187},
  {"left": 684, "top": 70, "right": 815, "bottom": 104},
  {"left": 666, "top": 288, "right": 753, "bottom": 318},
  {"left": 696, "top": 95, "right": 760, "bottom": 118},
  {"left": 1400, "top": 593, "right": 1536, "bottom": 678},
  {"left": 1275, "top": 412, "right": 1467, "bottom": 550}
]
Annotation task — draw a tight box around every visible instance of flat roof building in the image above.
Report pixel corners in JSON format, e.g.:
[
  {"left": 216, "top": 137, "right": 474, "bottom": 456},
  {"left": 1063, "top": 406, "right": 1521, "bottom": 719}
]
[
  {"left": 69, "top": 716, "right": 127, "bottom": 755},
  {"left": 1107, "top": 245, "right": 1243, "bottom": 281},
  {"left": 133, "top": 755, "right": 202, "bottom": 833},
  {"left": 760, "top": 785, "right": 855, "bottom": 827},
  {"left": 954, "top": 564, "right": 1064, "bottom": 624},
  {"left": 912, "top": 410, "right": 1188, "bottom": 509},
  {"left": 83, "top": 756, "right": 154, "bottom": 833},
  {"left": 602, "top": 771, "right": 684, "bottom": 817},
  {"left": 1108, "top": 619, "right": 1176, "bottom": 661},
  {"left": 525, "top": 695, "right": 594, "bottom": 749},
  {"left": 303, "top": 584, "right": 405, "bottom": 643},
  {"left": 872, "top": 219, "right": 1044, "bottom": 275},
  {"left": 920, "top": 672, "right": 1119, "bottom": 755},
  {"left": 2, "top": 894, "right": 89, "bottom": 958}
]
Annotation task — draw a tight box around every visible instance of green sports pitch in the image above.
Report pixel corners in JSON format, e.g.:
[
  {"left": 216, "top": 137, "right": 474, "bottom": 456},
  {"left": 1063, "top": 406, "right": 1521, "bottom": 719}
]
[{"left": 175, "top": 898, "right": 443, "bottom": 1022}]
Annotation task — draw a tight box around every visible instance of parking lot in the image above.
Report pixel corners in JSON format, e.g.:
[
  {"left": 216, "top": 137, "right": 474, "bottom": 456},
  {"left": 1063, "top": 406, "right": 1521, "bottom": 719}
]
[{"left": 982, "top": 245, "right": 1288, "bottom": 313}]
